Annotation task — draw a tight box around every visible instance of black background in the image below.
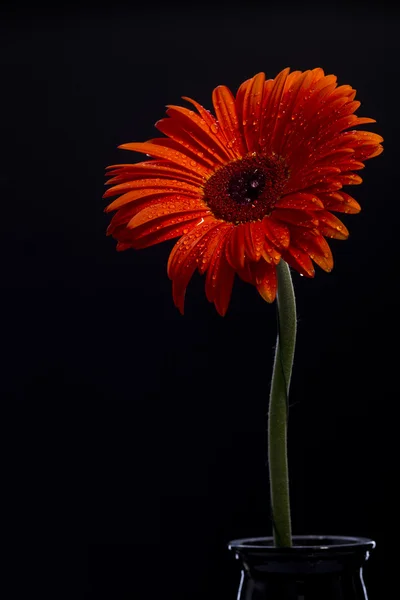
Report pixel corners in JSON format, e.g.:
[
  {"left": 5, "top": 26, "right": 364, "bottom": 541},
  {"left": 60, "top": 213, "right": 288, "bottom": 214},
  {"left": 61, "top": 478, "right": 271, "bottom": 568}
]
[{"left": 2, "top": 1, "right": 398, "bottom": 598}]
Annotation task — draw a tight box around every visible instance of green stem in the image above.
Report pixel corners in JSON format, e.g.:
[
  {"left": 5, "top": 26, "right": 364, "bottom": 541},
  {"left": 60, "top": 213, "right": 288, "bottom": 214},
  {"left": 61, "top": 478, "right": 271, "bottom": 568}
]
[{"left": 268, "top": 260, "right": 297, "bottom": 547}]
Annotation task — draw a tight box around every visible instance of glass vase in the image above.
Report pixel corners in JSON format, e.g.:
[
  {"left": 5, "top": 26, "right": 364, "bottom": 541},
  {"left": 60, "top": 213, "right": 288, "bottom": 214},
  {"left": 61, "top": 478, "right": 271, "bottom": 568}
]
[{"left": 228, "top": 535, "right": 375, "bottom": 599}]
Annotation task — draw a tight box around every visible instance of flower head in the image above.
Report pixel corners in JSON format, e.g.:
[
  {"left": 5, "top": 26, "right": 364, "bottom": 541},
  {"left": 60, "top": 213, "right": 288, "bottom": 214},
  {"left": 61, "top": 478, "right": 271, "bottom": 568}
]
[{"left": 104, "top": 68, "right": 383, "bottom": 315}]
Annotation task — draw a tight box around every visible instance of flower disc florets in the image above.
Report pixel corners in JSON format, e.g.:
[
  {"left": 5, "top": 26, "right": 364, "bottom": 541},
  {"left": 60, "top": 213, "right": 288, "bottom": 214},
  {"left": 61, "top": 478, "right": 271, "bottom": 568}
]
[{"left": 203, "top": 153, "right": 290, "bottom": 223}]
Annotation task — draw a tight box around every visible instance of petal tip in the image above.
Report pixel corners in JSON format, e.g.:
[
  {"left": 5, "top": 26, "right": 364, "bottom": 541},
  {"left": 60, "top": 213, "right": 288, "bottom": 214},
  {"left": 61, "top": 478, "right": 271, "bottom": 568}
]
[{"left": 215, "top": 304, "right": 227, "bottom": 317}]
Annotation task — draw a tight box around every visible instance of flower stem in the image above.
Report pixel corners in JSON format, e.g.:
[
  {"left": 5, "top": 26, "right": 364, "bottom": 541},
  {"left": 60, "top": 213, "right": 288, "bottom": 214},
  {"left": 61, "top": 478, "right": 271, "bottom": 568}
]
[{"left": 268, "top": 260, "right": 297, "bottom": 547}]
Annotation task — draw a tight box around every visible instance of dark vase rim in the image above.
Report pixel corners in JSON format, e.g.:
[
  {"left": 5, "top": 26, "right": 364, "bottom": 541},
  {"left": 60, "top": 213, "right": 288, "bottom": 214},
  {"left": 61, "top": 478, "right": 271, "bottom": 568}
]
[{"left": 228, "top": 535, "right": 376, "bottom": 553}]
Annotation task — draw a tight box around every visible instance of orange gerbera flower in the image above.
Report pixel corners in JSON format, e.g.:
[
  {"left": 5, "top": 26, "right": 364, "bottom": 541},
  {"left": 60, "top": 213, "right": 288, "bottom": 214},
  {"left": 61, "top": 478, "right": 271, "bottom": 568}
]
[{"left": 104, "top": 68, "right": 383, "bottom": 315}]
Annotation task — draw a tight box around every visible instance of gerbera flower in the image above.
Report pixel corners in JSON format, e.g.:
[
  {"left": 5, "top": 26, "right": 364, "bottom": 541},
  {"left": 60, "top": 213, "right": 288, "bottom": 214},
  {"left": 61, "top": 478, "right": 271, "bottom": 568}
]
[{"left": 104, "top": 67, "right": 383, "bottom": 315}]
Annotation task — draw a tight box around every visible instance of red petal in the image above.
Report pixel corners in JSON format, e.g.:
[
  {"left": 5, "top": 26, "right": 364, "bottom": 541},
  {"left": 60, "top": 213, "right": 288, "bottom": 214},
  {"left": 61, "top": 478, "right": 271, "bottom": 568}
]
[
  {"left": 148, "top": 137, "right": 217, "bottom": 171},
  {"left": 105, "top": 162, "right": 203, "bottom": 186},
  {"left": 333, "top": 160, "right": 365, "bottom": 172},
  {"left": 351, "top": 131, "right": 384, "bottom": 146},
  {"left": 337, "top": 100, "right": 361, "bottom": 117},
  {"left": 310, "top": 131, "right": 360, "bottom": 159},
  {"left": 319, "top": 192, "right": 361, "bottom": 214},
  {"left": 118, "top": 142, "right": 212, "bottom": 178},
  {"left": 133, "top": 211, "right": 209, "bottom": 241},
  {"left": 106, "top": 193, "right": 199, "bottom": 234},
  {"left": 328, "top": 84, "right": 355, "bottom": 101},
  {"left": 294, "top": 180, "right": 343, "bottom": 195},
  {"left": 155, "top": 118, "right": 223, "bottom": 168},
  {"left": 167, "top": 103, "right": 233, "bottom": 159},
  {"left": 111, "top": 215, "right": 204, "bottom": 249},
  {"left": 242, "top": 72, "right": 266, "bottom": 152},
  {"left": 181, "top": 96, "right": 220, "bottom": 129},
  {"left": 132, "top": 216, "right": 207, "bottom": 249},
  {"left": 246, "top": 222, "right": 266, "bottom": 261},
  {"left": 235, "top": 261, "right": 254, "bottom": 283},
  {"left": 336, "top": 134, "right": 383, "bottom": 161},
  {"left": 262, "top": 216, "right": 290, "bottom": 248},
  {"left": 257, "top": 78, "right": 274, "bottom": 150},
  {"left": 301, "top": 77, "right": 338, "bottom": 123},
  {"left": 275, "top": 192, "right": 324, "bottom": 211},
  {"left": 281, "top": 70, "right": 355, "bottom": 165},
  {"left": 127, "top": 199, "right": 209, "bottom": 231},
  {"left": 225, "top": 224, "right": 246, "bottom": 270},
  {"left": 103, "top": 177, "right": 201, "bottom": 199},
  {"left": 269, "top": 70, "right": 307, "bottom": 154},
  {"left": 212, "top": 85, "right": 246, "bottom": 158},
  {"left": 235, "top": 78, "right": 252, "bottom": 145},
  {"left": 170, "top": 220, "right": 225, "bottom": 314},
  {"left": 353, "top": 140, "right": 384, "bottom": 161},
  {"left": 262, "top": 239, "right": 281, "bottom": 264},
  {"left": 318, "top": 211, "right": 349, "bottom": 239},
  {"left": 259, "top": 67, "right": 290, "bottom": 154},
  {"left": 335, "top": 173, "right": 363, "bottom": 186},
  {"left": 116, "top": 242, "right": 131, "bottom": 251},
  {"left": 317, "top": 115, "right": 376, "bottom": 144},
  {"left": 279, "top": 70, "right": 319, "bottom": 156},
  {"left": 205, "top": 228, "right": 235, "bottom": 316},
  {"left": 167, "top": 216, "right": 216, "bottom": 280},
  {"left": 252, "top": 260, "right": 278, "bottom": 303},
  {"left": 312, "top": 147, "right": 356, "bottom": 165},
  {"left": 364, "top": 145, "right": 383, "bottom": 159},
  {"left": 197, "top": 224, "right": 231, "bottom": 275},
  {"left": 281, "top": 246, "right": 315, "bottom": 278},
  {"left": 288, "top": 166, "right": 342, "bottom": 193},
  {"left": 105, "top": 189, "right": 186, "bottom": 213},
  {"left": 273, "top": 209, "right": 319, "bottom": 229},
  {"left": 305, "top": 96, "right": 349, "bottom": 138},
  {"left": 292, "top": 231, "right": 334, "bottom": 272}
]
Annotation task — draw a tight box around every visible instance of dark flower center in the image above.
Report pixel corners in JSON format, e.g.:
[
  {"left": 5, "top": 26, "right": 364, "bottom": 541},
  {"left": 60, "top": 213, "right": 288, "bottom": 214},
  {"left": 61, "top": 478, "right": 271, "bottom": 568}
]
[
  {"left": 228, "top": 169, "right": 266, "bottom": 204},
  {"left": 203, "top": 153, "right": 290, "bottom": 224}
]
